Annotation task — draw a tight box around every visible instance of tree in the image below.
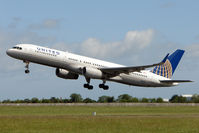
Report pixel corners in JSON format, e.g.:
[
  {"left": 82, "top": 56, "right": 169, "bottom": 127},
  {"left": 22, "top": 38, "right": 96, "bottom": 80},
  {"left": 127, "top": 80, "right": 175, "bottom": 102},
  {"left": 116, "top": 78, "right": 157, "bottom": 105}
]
[
  {"left": 41, "top": 98, "right": 50, "bottom": 103},
  {"left": 24, "top": 98, "right": 31, "bottom": 103},
  {"left": 132, "top": 97, "right": 139, "bottom": 102},
  {"left": 83, "top": 98, "right": 96, "bottom": 103},
  {"left": 2, "top": 99, "right": 11, "bottom": 103},
  {"left": 117, "top": 94, "right": 132, "bottom": 102},
  {"left": 31, "top": 97, "right": 40, "bottom": 103},
  {"left": 50, "top": 97, "right": 59, "bottom": 103},
  {"left": 14, "top": 99, "right": 24, "bottom": 103},
  {"left": 191, "top": 94, "right": 199, "bottom": 103},
  {"left": 169, "top": 95, "right": 179, "bottom": 103},
  {"left": 70, "top": 93, "right": 83, "bottom": 103},
  {"left": 97, "top": 96, "right": 114, "bottom": 103},
  {"left": 169, "top": 95, "right": 187, "bottom": 103},
  {"left": 98, "top": 96, "right": 110, "bottom": 103},
  {"left": 141, "top": 98, "right": 149, "bottom": 103},
  {"left": 149, "top": 98, "right": 156, "bottom": 103},
  {"left": 107, "top": 96, "right": 115, "bottom": 103},
  {"left": 63, "top": 99, "right": 70, "bottom": 103},
  {"left": 178, "top": 96, "right": 187, "bottom": 103},
  {"left": 156, "top": 97, "right": 163, "bottom": 103}
]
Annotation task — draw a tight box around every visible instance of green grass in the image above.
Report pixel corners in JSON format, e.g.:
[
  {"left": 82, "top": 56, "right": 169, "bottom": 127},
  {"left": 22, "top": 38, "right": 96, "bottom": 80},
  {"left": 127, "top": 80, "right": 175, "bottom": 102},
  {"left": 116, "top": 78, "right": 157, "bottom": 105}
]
[{"left": 0, "top": 105, "right": 199, "bottom": 133}]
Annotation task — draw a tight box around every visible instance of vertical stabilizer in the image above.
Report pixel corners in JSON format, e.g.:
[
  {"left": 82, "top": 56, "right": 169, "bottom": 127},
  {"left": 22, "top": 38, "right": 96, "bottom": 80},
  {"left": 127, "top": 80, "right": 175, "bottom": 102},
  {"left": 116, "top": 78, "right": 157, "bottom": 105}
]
[{"left": 151, "top": 49, "right": 185, "bottom": 78}]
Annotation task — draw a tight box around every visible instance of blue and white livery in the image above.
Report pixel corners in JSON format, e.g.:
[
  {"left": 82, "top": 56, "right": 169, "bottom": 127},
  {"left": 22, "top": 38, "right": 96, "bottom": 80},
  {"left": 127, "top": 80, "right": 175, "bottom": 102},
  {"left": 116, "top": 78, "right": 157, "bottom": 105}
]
[{"left": 6, "top": 44, "right": 192, "bottom": 90}]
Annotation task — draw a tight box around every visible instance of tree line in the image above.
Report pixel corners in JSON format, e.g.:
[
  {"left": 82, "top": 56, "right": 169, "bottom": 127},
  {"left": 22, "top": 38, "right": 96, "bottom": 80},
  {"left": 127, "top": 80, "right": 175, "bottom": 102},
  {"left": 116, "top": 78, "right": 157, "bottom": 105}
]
[{"left": 1, "top": 93, "right": 199, "bottom": 103}]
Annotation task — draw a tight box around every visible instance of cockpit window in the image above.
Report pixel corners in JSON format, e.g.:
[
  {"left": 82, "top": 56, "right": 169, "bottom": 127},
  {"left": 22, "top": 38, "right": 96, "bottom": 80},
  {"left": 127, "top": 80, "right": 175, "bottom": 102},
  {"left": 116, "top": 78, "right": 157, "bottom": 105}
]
[{"left": 12, "top": 46, "right": 22, "bottom": 50}]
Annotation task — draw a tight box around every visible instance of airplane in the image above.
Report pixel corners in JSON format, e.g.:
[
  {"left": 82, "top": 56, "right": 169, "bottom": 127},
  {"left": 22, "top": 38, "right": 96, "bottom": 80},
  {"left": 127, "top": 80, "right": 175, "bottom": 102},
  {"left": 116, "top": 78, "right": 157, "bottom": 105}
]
[{"left": 6, "top": 44, "right": 192, "bottom": 90}]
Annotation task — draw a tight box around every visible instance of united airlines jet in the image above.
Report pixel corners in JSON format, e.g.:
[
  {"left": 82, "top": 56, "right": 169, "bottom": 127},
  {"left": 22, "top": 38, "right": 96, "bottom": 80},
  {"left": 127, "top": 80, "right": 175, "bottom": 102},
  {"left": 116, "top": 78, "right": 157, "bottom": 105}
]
[{"left": 6, "top": 44, "right": 192, "bottom": 90}]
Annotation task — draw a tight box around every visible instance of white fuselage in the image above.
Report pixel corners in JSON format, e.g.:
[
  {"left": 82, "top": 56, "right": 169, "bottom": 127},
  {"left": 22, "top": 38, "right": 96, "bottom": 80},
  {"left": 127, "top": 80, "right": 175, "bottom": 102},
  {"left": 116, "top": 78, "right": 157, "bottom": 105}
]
[{"left": 6, "top": 44, "right": 176, "bottom": 87}]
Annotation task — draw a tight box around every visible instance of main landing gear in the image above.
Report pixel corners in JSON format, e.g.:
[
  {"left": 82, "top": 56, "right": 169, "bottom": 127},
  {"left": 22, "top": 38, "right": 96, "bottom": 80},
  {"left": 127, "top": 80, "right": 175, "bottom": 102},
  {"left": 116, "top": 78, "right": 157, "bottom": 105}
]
[
  {"left": 24, "top": 61, "right": 30, "bottom": 74},
  {"left": 99, "top": 81, "right": 109, "bottom": 90},
  {"left": 83, "top": 78, "right": 109, "bottom": 90},
  {"left": 84, "top": 77, "right": 93, "bottom": 90}
]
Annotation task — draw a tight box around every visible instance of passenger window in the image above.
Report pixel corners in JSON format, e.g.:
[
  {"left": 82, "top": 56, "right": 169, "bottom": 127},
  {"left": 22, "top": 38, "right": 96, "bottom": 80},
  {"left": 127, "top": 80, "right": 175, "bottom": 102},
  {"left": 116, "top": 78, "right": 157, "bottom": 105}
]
[{"left": 13, "top": 46, "right": 22, "bottom": 50}]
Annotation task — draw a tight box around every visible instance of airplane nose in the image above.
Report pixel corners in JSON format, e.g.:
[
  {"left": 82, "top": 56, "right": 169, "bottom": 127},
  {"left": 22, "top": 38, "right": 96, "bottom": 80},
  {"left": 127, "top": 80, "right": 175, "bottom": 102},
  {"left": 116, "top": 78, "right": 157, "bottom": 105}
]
[{"left": 6, "top": 49, "right": 12, "bottom": 56}]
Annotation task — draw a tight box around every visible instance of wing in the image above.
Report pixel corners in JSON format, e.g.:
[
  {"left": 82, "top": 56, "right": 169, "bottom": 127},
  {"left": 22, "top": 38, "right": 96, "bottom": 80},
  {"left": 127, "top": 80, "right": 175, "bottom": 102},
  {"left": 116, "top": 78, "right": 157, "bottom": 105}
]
[{"left": 100, "top": 54, "right": 169, "bottom": 75}]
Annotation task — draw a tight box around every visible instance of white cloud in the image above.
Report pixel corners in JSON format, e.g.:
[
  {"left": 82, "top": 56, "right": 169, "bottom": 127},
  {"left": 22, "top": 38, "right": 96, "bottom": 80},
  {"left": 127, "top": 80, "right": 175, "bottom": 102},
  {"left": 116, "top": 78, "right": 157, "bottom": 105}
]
[
  {"left": 80, "top": 29, "right": 155, "bottom": 58},
  {"left": 8, "top": 17, "right": 22, "bottom": 29},
  {"left": 52, "top": 42, "right": 70, "bottom": 51},
  {"left": 124, "top": 29, "right": 154, "bottom": 49},
  {"left": 19, "top": 31, "right": 56, "bottom": 44},
  {"left": 81, "top": 38, "right": 120, "bottom": 57},
  {"left": 28, "top": 19, "right": 60, "bottom": 30},
  {"left": 43, "top": 19, "right": 59, "bottom": 28},
  {"left": 160, "top": 2, "right": 175, "bottom": 8},
  {"left": 186, "top": 44, "right": 199, "bottom": 57}
]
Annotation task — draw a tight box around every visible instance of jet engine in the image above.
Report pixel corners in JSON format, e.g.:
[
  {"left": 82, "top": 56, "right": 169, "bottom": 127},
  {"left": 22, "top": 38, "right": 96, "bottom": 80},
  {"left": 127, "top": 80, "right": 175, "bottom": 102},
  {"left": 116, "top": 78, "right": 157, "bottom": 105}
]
[
  {"left": 82, "top": 67, "right": 104, "bottom": 79},
  {"left": 56, "top": 68, "right": 79, "bottom": 79}
]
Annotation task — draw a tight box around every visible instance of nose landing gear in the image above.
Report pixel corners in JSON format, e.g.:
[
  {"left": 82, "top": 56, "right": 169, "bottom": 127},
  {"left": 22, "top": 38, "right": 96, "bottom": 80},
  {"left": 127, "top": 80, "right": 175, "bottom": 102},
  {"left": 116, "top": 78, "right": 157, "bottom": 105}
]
[{"left": 24, "top": 61, "right": 30, "bottom": 74}]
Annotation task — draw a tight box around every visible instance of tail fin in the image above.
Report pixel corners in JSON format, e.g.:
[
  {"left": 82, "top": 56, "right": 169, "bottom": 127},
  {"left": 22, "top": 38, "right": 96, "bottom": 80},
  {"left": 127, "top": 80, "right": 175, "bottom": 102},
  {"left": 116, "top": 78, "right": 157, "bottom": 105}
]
[{"left": 151, "top": 49, "right": 185, "bottom": 79}]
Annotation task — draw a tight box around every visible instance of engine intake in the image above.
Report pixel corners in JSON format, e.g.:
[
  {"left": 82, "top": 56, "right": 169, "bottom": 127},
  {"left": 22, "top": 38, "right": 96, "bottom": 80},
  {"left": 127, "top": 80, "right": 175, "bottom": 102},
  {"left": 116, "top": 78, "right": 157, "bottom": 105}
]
[{"left": 56, "top": 68, "right": 79, "bottom": 79}]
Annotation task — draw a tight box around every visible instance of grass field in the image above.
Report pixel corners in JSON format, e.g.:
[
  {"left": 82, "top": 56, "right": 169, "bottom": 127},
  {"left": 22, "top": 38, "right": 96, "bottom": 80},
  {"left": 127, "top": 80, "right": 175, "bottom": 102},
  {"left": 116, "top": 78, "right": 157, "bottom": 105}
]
[{"left": 0, "top": 105, "right": 199, "bottom": 133}]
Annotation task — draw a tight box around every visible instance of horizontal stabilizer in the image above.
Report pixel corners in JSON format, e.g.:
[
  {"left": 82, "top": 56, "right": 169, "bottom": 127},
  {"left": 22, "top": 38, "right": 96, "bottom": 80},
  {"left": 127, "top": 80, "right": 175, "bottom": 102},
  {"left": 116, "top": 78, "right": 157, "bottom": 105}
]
[{"left": 160, "top": 80, "right": 193, "bottom": 83}]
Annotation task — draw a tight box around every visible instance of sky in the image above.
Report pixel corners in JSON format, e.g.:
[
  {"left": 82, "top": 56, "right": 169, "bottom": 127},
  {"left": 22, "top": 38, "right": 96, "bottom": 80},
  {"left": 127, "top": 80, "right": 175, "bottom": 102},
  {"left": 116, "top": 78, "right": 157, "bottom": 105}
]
[{"left": 0, "top": 0, "right": 199, "bottom": 100}]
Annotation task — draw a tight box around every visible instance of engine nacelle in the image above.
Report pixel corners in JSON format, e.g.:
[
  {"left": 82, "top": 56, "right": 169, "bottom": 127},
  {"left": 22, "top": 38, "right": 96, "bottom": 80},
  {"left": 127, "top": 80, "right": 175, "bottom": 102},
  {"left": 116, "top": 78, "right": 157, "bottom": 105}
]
[
  {"left": 56, "top": 68, "right": 79, "bottom": 79},
  {"left": 82, "top": 67, "right": 103, "bottom": 79}
]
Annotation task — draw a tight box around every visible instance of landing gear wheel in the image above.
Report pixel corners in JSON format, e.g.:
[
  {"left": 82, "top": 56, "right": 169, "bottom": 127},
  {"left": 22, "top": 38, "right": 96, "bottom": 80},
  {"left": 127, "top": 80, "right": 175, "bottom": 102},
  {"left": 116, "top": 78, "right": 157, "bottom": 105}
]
[
  {"left": 103, "top": 85, "right": 109, "bottom": 90},
  {"left": 83, "top": 77, "right": 93, "bottom": 90},
  {"left": 24, "top": 61, "right": 30, "bottom": 74},
  {"left": 99, "top": 84, "right": 104, "bottom": 88},
  {"left": 84, "top": 84, "right": 93, "bottom": 90},
  {"left": 99, "top": 82, "right": 109, "bottom": 90},
  {"left": 88, "top": 85, "right": 93, "bottom": 90},
  {"left": 84, "top": 84, "right": 89, "bottom": 88},
  {"left": 25, "top": 70, "right": 30, "bottom": 74}
]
